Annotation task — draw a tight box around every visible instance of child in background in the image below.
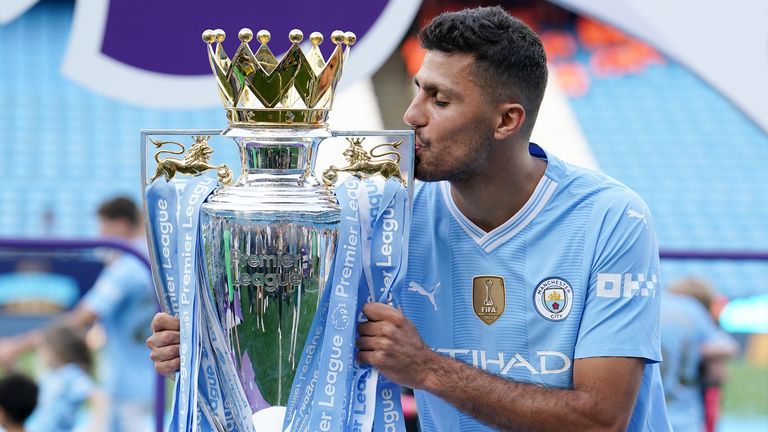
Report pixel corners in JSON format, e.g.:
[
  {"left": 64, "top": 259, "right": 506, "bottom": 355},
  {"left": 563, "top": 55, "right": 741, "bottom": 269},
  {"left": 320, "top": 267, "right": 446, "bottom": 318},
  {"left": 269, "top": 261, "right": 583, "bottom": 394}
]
[
  {"left": 0, "top": 373, "right": 38, "bottom": 432},
  {"left": 25, "top": 325, "right": 105, "bottom": 432}
]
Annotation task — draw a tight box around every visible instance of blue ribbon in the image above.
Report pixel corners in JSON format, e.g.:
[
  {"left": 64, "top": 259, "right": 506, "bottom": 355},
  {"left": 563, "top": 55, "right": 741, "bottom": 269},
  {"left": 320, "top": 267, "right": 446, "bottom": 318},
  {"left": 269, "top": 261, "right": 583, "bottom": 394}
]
[
  {"left": 283, "top": 176, "right": 408, "bottom": 432},
  {"left": 352, "top": 178, "right": 408, "bottom": 432},
  {"left": 146, "top": 175, "right": 254, "bottom": 432},
  {"left": 148, "top": 172, "right": 409, "bottom": 432},
  {"left": 198, "top": 250, "right": 254, "bottom": 431},
  {"left": 177, "top": 175, "right": 217, "bottom": 431},
  {"left": 145, "top": 178, "right": 182, "bottom": 315}
]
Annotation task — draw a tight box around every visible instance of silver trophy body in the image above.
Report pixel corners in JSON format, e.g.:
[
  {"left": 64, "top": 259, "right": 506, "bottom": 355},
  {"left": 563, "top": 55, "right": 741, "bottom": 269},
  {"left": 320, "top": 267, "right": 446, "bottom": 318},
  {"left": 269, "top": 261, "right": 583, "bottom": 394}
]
[
  {"left": 142, "top": 127, "right": 413, "bottom": 429},
  {"left": 201, "top": 127, "right": 339, "bottom": 408}
]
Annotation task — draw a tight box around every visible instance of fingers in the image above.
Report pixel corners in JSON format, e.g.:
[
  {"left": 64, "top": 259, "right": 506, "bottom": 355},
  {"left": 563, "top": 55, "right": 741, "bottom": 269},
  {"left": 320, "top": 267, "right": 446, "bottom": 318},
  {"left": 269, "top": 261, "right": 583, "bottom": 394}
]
[
  {"left": 357, "top": 320, "right": 391, "bottom": 337},
  {"left": 146, "top": 330, "right": 180, "bottom": 350},
  {"left": 151, "top": 312, "right": 180, "bottom": 332},
  {"left": 356, "top": 335, "right": 394, "bottom": 352},
  {"left": 149, "top": 344, "right": 180, "bottom": 363},
  {"left": 154, "top": 358, "right": 181, "bottom": 377},
  {"left": 362, "top": 302, "right": 403, "bottom": 324},
  {"left": 147, "top": 329, "right": 181, "bottom": 377},
  {"left": 356, "top": 349, "right": 378, "bottom": 367}
]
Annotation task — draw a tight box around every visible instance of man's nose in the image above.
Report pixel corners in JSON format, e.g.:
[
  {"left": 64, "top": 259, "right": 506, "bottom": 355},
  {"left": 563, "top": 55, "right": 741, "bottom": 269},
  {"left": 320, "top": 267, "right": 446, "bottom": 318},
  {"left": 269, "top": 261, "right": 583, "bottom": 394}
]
[{"left": 403, "top": 97, "right": 424, "bottom": 128}]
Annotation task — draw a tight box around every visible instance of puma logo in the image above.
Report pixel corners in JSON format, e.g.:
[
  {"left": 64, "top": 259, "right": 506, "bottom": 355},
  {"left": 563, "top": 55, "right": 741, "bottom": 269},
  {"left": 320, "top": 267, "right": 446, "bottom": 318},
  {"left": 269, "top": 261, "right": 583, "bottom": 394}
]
[
  {"left": 407, "top": 281, "right": 439, "bottom": 311},
  {"left": 627, "top": 207, "right": 648, "bottom": 229}
]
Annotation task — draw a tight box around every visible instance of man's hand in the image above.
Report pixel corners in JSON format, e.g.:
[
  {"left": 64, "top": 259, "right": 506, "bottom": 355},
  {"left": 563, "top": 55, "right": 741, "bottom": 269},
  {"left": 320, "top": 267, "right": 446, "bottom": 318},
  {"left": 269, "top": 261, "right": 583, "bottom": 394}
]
[
  {"left": 356, "top": 302, "right": 437, "bottom": 389},
  {"left": 146, "top": 312, "right": 180, "bottom": 377}
]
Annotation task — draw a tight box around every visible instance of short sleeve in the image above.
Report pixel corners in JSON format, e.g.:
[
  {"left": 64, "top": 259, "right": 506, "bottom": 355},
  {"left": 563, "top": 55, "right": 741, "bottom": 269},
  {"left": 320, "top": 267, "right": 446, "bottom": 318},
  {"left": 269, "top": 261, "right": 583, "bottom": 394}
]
[
  {"left": 575, "top": 190, "right": 662, "bottom": 362},
  {"left": 82, "top": 255, "right": 144, "bottom": 319}
]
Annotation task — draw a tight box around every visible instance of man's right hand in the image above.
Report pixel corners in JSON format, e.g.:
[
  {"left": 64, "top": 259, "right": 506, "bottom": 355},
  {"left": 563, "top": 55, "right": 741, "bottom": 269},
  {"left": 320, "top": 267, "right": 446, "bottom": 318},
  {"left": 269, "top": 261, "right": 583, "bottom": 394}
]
[{"left": 146, "top": 312, "right": 180, "bottom": 377}]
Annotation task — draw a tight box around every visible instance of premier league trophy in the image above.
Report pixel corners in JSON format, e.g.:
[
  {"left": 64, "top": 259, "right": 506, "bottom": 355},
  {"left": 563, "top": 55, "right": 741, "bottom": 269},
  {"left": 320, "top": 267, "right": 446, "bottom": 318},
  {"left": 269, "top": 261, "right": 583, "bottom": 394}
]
[{"left": 143, "top": 26, "right": 413, "bottom": 432}]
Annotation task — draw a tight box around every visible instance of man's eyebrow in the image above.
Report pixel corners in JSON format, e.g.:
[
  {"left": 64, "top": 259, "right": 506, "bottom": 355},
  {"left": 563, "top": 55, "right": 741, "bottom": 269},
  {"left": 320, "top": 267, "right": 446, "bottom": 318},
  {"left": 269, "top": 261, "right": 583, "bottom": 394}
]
[{"left": 413, "top": 78, "right": 459, "bottom": 99}]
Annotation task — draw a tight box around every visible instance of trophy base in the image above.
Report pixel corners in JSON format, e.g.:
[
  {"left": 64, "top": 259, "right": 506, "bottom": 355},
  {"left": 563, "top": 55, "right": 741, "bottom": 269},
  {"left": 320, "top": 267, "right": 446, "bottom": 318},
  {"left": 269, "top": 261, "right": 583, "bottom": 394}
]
[{"left": 252, "top": 406, "right": 286, "bottom": 431}]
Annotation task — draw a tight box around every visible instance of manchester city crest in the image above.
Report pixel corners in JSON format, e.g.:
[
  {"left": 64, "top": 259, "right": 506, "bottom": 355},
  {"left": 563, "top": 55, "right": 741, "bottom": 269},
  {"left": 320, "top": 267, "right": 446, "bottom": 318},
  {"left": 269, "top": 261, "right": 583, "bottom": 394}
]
[
  {"left": 472, "top": 275, "right": 505, "bottom": 325},
  {"left": 534, "top": 277, "right": 573, "bottom": 321}
]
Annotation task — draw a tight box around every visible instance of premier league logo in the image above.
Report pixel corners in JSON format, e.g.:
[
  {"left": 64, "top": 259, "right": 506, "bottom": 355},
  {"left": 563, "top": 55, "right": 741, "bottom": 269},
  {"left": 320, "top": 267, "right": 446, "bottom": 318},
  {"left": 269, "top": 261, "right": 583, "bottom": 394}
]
[
  {"left": 534, "top": 277, "right": 574, "bottom": 321},
  {"left": 331, "top": 304, "right": 351, "bottom": 330}
]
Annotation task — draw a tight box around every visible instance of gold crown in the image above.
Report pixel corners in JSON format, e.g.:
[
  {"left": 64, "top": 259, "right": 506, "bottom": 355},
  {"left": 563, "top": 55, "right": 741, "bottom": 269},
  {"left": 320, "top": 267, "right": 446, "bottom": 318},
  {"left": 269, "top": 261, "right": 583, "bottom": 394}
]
[{"left": 203, "top": 27, "right": 355, "bottom": 128}]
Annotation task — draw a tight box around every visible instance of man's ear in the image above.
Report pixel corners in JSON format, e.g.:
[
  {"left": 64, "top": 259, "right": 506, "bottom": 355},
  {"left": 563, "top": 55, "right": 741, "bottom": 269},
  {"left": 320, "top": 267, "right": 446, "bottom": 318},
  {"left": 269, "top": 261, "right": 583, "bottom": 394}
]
[{"left": 493, "top": 103, "right": 526, "bottom": 140}]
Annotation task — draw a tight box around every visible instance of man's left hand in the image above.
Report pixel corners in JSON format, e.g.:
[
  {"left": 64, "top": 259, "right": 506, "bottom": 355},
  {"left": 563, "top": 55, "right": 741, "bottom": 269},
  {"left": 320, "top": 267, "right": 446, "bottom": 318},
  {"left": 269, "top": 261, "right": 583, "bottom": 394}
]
[{"left": 356, "top": 302, "right": 436, "bottom": 389}]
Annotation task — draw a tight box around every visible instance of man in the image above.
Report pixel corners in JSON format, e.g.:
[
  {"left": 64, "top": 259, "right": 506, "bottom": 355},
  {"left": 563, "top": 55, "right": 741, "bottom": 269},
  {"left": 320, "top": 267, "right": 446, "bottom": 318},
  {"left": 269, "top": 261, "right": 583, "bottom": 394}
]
[
  {"left": 148, "top": 7, "right": 670, "bottom": 430},
  {"left": 0, "top": 197, "right": 156, "bottom": 432},
  {"left": 660, "top": 278, "right": 738, "bottom": 432}
]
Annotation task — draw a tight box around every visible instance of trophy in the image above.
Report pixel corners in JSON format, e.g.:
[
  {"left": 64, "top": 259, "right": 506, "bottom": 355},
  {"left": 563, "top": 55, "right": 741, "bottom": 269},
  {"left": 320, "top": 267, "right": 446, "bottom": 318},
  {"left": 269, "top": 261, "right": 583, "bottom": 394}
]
[{"left": 142, "top": 26, "right": 413, "bottom": 431}]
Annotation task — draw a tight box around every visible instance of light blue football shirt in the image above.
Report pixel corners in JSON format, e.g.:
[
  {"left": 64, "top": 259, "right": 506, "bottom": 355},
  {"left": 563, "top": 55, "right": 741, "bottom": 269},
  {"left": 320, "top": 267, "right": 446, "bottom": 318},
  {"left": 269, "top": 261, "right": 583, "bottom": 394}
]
[
  {"left": 400, "top": 144, "right": 670, "bottom": 431},
  {"left": 660, "top": 293, "right": 722, "bottom": 432},
  {"left": 82, "top": 239, "right": 156, "bottom": 403},
  {"left": 26, "top": 363, "right": 94, "bottom": 432}
]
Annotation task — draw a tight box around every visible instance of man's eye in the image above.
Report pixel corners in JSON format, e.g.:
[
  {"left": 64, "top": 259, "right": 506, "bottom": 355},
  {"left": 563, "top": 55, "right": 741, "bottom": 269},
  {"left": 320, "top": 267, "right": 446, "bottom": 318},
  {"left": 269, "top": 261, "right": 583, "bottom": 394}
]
[{"left": 433, "top": 98, "right": 449, "bottom": 107}]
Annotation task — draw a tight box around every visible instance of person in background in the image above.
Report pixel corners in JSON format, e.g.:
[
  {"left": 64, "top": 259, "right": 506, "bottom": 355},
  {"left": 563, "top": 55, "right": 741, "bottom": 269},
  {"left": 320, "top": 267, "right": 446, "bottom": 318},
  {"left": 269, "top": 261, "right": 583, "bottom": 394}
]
[
  {"left": 660, "top": 277, "right": 739, "bottom": 432},
  {"left": 0, "top": 373, "right": 37, "bottom": 432},
  {"left": 25, "top": 325, "right": 106, "bottom": 432},
  {"left": 0, "top": 197, "right": 157, "bottom": 432}
]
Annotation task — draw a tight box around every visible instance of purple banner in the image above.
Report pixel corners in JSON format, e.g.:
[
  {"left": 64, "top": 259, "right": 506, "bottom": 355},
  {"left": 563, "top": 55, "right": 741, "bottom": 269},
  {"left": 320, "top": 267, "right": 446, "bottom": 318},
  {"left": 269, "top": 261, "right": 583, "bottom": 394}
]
[{"left": 102, "top": 0, "right": 387, "bottom": 75}]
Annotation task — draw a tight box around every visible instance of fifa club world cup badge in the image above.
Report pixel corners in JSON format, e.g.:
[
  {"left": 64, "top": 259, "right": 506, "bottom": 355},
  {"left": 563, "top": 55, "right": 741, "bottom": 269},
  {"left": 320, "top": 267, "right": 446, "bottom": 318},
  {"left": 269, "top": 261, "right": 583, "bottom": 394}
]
[{"left": 473, "top": 275, "right": 506, "bottom": 325}]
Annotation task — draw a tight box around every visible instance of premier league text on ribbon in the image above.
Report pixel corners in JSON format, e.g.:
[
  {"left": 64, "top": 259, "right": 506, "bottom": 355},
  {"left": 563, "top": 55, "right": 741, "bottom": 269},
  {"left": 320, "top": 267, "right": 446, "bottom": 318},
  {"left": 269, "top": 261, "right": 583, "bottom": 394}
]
[
  {"left": 317, "top": 180, "right": 360, "bottom": 431},
  {"left": 154, "top": 198, "right": 177, "bottom": 307}
]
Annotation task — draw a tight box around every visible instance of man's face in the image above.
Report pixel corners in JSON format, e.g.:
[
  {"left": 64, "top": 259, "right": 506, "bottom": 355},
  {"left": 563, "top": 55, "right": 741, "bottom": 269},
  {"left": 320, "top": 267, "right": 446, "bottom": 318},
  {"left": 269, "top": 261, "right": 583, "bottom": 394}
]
[{"left": 403, "top": 51, "right": 498, "bottom": 182}]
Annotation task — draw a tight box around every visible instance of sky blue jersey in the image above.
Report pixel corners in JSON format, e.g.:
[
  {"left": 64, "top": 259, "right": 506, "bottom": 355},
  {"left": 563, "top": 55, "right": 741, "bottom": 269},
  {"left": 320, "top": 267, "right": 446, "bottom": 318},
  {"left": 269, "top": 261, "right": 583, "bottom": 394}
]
[
  {"left": 660, "top": 293, "right": 722, "bottom": 432},
  {"left": 82, "top": 239, "right": 156, "bottom": 403},
  {"left": 400, "top": 144, "right": 671, "bottom": 431},
  {"left": 26, "top": 363, "right": 95, "bottom": 432}
]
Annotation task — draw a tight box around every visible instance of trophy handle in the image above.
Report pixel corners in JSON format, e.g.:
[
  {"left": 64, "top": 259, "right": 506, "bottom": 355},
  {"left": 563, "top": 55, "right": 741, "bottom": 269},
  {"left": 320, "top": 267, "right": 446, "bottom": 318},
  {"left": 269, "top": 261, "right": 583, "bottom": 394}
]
[
  {"left": 312, "top": 130, "right": 414, "bottom": 188},
  {"left": 141, "top": 130, "right": 231, "bottom": 316},
  {"left": 149, "top": 135, "right": 232, "bottom": 184}
]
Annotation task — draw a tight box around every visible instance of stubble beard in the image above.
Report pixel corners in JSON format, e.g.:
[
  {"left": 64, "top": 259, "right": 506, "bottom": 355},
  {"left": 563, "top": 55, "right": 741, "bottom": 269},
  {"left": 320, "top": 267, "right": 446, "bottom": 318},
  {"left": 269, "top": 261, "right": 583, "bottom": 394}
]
[{"left": 414, "top": 129, "right": 493, "bottom": 184}]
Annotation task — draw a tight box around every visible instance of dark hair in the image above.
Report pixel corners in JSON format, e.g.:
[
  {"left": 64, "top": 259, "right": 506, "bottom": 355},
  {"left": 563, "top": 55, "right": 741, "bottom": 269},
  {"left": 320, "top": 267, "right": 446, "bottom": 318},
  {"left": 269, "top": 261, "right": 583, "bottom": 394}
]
[
  {"left": 0, "top": 373, "right": 38, "bottom": 425},
  {"left": 420, "top": 6, "right": 548, "bottom": 132},
  {"left": 97, "top": 196, "right": 140, "bottom": 228},
  {"left": 42, "top": 324, "right": 94, "bottom": 374}
]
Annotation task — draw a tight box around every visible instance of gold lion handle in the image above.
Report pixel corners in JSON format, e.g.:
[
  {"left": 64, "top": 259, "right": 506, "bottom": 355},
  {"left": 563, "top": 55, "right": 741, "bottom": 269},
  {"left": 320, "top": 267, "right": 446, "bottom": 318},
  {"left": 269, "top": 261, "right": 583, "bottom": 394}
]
[
  {"left": 321, "top": 137, "right": 406, "bottom": 187},
  {"left": 150, "top": 135, "right": 232, "bottom": 184}
]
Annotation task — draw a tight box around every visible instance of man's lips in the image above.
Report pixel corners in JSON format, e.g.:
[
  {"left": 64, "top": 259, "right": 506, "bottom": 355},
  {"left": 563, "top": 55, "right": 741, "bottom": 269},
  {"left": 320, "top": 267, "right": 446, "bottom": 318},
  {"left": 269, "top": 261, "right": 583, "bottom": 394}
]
[{"left": 414, "top": 136, "right": 425, "bottom": 153}]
